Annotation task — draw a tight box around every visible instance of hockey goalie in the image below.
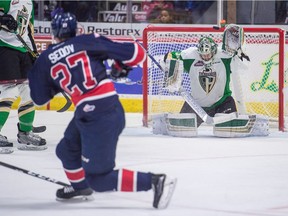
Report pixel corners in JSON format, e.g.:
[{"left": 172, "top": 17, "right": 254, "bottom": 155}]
[{"left": 152, "top": 24, "right": 269, "bottom": 138}]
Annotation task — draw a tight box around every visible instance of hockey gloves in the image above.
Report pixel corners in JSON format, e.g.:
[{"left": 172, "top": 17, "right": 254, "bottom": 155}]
[
  {"left": 110, "top": 61, "right": 132, "bottom": 81},
  {"left": 237, "top": 49, "right": 250, "bottom": 62},
  {"left": 0, "top": 14, "right": 18, "bottom": 32}
]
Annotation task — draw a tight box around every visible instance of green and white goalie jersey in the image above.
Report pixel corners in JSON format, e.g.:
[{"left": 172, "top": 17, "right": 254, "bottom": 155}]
[
  {"left": 0, "top": 0, "right": 35, "bottom": 52},
  {"left": 167, "top": 47, "right": 238, "bottom": 109}
]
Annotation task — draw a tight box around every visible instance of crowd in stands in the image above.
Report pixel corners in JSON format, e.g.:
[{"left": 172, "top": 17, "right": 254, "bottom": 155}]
[
  {"left": 37, "top": 1, "right": 99, "bottom": 22},
  {"left": 34, "top": 0, "right": 288, "bottom": 25},
  {"left": 35, "top": 0, "right": 216, "bottom": 24}
]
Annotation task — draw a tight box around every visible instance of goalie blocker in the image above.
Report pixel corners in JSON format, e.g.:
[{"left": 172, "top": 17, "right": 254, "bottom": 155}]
[{"left": 152, "top": 113, "right": 269, "bottom": 138}]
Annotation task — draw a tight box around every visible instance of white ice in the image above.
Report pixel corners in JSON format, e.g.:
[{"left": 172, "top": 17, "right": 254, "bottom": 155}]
[{"left": 1, "top": 110, "right": 288, "bottom": 216}]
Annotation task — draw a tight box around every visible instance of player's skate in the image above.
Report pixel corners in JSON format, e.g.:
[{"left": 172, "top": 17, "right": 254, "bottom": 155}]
[
  {"left": 152, "top": 174, "right": 177, "bottom": 209},
  {"left": 17, "top": 124, "right": 47, "bottom": 151},
  {"left": 0, "top": 134, "right": 13, "bottom": 154},
  {"left": 56, "top": 186, "right": 94, "bottom": 201}
]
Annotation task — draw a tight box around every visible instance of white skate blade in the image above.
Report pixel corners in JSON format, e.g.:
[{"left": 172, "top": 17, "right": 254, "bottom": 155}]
[
  {"left": 0, "top": 147, "right": 14, "bottom": 154},
  {"left": 56, "top": 194, "right": 94, "bottom": 203},
  {"left": 17, "top": 144, "right": 47, "bottom": 151},
  {"left": 157, "top": 178, "right": 177, "bottom": 209}
]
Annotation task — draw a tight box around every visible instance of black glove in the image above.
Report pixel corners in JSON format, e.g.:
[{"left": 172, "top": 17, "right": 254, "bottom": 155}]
[
  {"left": 110, "top": 61, "right": 132, "bottom": 80},
  {"left": 0, "top": 14, "right": 18, "bottom": 31},
  {"left": 238, "top": 52, "right": 250, "bottom": 62}
]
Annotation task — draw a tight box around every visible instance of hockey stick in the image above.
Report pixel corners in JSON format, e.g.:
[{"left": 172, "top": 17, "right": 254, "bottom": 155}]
[
  {"left": 129, "top": 34, "right": 236, "bottom": 125},
  {"left": 0, "top": 27, "right": 72, "bottom": 112},
  {"left": 0, "top": 26, "right": 37, "bottom": 58},
  {"left": 0, "top": 161, "right": 69, "bottom": 186},
  {"left": 0, "top": 78, "right": 72, "bottom": 113},
  {"left": 32, "top": 125, "right": 46, "bottom": 133},
  {"left": 57, "top": 91, "right": 72, "bottom": 112}
]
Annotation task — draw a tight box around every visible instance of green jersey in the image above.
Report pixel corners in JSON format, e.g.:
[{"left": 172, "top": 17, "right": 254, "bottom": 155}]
[
  {"left": 0, "top": 0, "right": 35, "bottom": 52},
  {"left": 169, "top": 47, "right": 234, "bottom": 109}
]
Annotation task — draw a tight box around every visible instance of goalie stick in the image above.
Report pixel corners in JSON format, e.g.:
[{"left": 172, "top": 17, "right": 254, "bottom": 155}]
[
  {"left": 129, "top": 33, "right": 236, "bottom": 125},
  {"left": 0, "top": 161, "right": 69, "bottom": 186},
  {"left": 0, "top": 27, "right": 72, "bottom": 113}
]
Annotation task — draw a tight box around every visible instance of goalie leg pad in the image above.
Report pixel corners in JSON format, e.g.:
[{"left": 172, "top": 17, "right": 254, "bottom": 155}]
[
  {"left": 152, "top": 114, "right": 169, "bottom": 136},
  {"left": 152, "top": 113, "right": 197, "bottom": 137},
  {"left": 213, "top": 114, "right": 269, "bottom": 138}
]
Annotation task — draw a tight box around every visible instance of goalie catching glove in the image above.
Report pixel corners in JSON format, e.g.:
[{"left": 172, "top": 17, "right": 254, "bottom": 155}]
[
  {"left": 222, "top": 24, "right": 250, "bottom": 61},
  {"left": 0, "top": 14, "right": 17, "bottom": 31},
  {"left": 110, "top": 61, "right": 132, "bottom": 81}
]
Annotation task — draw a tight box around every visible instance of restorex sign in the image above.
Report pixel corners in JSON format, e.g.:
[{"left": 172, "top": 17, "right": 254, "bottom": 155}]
[{"left": 34, "top": 21, "right": 146, "bottom": 37}]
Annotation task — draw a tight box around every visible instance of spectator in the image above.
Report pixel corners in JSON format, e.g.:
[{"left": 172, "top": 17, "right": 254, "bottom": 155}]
[
  {"left": 44, "top": 0, "right": 58, "bottom": 21},
  {"left": 151, "top": 8, "right": 175, "bottom": 23},
  {"left": 144, "top": 0, "right": 174, "bottom": 22},
  {"left": 61, "top": 1, "right": 98, "bottom": 22}
]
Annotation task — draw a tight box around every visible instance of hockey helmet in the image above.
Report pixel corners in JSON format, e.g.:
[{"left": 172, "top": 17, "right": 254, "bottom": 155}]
[
  {"left": 51, "top": 12, "right": 77, "bottom": 39},
  {"left": 197, "top": 37, "right": 218, "bottom": 63}
]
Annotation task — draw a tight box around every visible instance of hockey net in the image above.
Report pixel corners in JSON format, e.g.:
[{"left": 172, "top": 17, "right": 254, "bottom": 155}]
[{"left": 142, "top": 26, "right": 287, "bottom": 131}]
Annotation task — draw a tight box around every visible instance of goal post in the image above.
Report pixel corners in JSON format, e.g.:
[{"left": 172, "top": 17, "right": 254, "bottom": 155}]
[{"left": 142, "top": 26, "right": 286, "bottom": 131}]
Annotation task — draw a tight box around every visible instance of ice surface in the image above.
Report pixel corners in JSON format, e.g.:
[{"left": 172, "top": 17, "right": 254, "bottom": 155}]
[{"left": 1, "top": 110, "right": 288, "bottom": 216}]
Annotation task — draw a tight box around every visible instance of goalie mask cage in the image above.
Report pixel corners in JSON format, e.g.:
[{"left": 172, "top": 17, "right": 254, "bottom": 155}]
[{"left": 142, "top": 26, "right": 286, "bottom": 131}]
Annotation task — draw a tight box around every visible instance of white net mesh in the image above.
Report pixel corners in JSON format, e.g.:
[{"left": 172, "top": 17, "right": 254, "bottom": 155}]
[{"left": 143, "top": 27, "right": 287, "bottom": 130}]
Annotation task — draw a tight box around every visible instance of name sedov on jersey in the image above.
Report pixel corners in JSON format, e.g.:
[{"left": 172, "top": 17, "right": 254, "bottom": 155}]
[{"left": 28, "top": 33, "right": 146, "bottom": 109}]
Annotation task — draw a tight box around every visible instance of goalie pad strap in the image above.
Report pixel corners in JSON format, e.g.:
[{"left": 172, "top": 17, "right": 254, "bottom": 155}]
[{"left": 152, "top": 113, "right": 197, "bottom": 137}]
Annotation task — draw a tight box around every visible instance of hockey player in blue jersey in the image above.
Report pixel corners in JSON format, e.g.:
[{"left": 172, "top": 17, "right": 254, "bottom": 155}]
[{"left": 28, "top": 12, "right": 176, "bottom": 209}]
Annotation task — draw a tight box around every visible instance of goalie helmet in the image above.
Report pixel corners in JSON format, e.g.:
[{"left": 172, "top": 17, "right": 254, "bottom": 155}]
[
  {"left": 197, "top": 37, "right": 218, "bottom": 64},
  {"left": 51, "top": 12, "right": 77, "bottom": 39}
]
